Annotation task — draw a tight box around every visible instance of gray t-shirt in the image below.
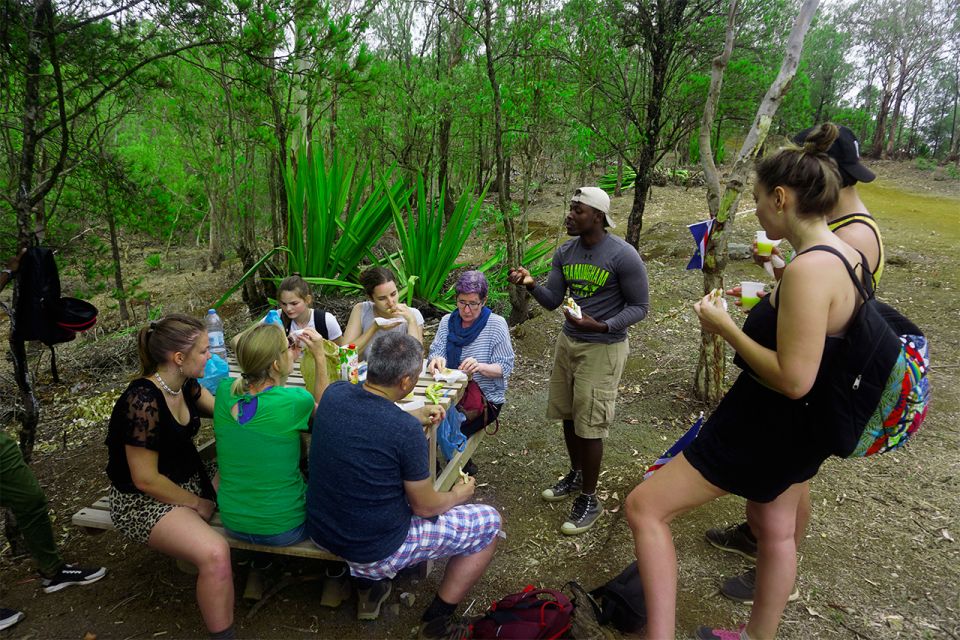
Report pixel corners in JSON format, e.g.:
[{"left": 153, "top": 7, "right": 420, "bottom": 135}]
[
  {"left": 531, "top": 233, "right": 649, "bottom": 344},
  {"left": 358, "top": 300, "right": 425, "bottom": 359}
]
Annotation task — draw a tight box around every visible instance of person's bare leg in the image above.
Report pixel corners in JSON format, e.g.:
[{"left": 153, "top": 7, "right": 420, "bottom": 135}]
[
  {"left": 626, "top": 454, "right": 726, "bottom": 639},
  {"left": 436, "top": 536, "right": 498, "bottom": 604},
  {"left": 149, "top": 507, "right": 234, "bottom": 633},
  {"left": 795, "top": 483, "right": 810, "bottom": 548},
  {"left": 744, "top": 483, "right": 804, "bottom": 640}
]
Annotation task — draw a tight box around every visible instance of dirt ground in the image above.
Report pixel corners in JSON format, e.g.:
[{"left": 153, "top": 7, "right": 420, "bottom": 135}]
[{"left": 1, "top": 160, "right": 958, "bottom": 639}]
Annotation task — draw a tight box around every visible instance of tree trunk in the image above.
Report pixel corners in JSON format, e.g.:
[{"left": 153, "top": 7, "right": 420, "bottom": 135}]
[
  {"left": 693, "top": 0, "right": 820, "bottom": 401},
  {"left": 108, "top": 212, "right": 129, "bottom": 322}
]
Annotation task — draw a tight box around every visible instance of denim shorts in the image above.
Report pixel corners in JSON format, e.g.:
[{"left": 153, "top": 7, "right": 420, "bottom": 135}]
[{"left": 224, "top": 521, "right": 307, "bottom": 546}]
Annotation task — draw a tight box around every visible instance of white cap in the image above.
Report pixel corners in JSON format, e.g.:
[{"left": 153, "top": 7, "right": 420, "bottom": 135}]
[{"left": 571, "top": 187, "right": 614, "bottom": 228}]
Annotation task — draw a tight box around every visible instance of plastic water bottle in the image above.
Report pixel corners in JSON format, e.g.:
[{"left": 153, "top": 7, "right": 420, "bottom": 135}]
[{"left": 206, "top": 309, "right": 227, "bottom": 359}]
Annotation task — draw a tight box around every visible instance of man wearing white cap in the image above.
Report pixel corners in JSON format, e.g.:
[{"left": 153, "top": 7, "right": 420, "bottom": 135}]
[{"left": 509, "top": 187, "right": 649, "bottom": 535}]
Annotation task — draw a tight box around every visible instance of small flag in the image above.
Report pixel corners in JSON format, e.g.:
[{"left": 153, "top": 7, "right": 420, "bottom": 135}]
[
  {"left": 644, "top": 413, "right": 704, "bottom": 480},
  {"left": 686, "top": 219, "right": 714, "bottom": 270}
]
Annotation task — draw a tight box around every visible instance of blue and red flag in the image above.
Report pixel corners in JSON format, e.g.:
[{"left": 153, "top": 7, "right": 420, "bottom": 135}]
[
  {"left": 644, "top": 413, "right": 704, "bottom": 480},
  {"left": 686, "top": 219, "right": 714, "bottom": 270}
]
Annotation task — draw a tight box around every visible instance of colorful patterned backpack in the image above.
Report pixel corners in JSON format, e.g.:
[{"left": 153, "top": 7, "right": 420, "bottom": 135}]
[{"left": 806, "top": 246, "right": 930, "bottom": 457}]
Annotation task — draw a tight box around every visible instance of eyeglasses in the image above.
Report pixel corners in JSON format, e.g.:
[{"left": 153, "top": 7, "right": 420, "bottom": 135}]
[{"left": 456, "top": 299, "right": 483, "bottom": 310}]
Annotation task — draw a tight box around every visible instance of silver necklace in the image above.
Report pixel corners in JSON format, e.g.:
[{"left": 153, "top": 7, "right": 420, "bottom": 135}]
[{"left": 154, "top": 372, "right": 182, "bottom": 395}]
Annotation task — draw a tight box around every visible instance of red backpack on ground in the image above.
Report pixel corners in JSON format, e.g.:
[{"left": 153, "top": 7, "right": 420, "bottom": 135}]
[{"left": 471, "top": 585, "right": 573, "bottom": 639}]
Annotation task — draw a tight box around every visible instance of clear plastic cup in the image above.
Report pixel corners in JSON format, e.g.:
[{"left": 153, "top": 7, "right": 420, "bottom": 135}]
[
  {"left": 756, "top": 230, "right": 778, "bottom": 257},
  {"left": 740, "top": 281, "right": 765, "bottom": 310}
]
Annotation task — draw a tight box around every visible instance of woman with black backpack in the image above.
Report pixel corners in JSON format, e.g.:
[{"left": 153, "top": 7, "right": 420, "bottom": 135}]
[{"left": 626, "top": 124, "right": 866, "bottom": 640}]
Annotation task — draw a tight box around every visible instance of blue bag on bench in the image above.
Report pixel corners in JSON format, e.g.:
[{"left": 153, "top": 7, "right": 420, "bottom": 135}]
[{"left": 437, "top": 407, "right": 467, "bottom": 461}]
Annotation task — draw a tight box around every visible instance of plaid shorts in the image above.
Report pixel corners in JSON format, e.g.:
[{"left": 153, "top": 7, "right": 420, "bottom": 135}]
[{"left": 345, "top": 504, "right": 502, "bottom": 580}]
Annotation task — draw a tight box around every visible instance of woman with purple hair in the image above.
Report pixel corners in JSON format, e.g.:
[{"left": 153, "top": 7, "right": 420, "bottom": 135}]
[{"left": 428, "top": 271, "right": 515, "bottom": 455}]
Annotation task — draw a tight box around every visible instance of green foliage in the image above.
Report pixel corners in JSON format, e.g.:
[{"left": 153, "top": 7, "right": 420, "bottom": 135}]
[
  {"left": 599, "top": 167, "right": 637, "bottom": 192},
  {"left": 387, "top": 177, "right": 490, "bottom": 310},
  {"left": 284, "top": 144, "right": 409, "bottom": 288},
  {"left": 914, "top": 157, "right": 937, "bottom": 172},
  {"left": 481, "top": 235, "right": 557, "bottom": 306},
  {"left": 145, "top": 253, "right": 163, "bottom": 270}
]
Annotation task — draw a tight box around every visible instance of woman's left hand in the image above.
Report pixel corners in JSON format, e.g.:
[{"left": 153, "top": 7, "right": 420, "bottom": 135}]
[
  {"left": 694, "top": 291, "right": 733, "bottom": 336},
  {"left": 459, "top": 357, "right": 483, "bottom": 376}
]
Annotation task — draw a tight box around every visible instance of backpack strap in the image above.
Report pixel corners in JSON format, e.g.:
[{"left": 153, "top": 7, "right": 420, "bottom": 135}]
[
  {"left": 314, "top": 307, "right": 330, "bottom": 340},
  {"left": 794, "top": 244, "right": 873, "bottom": 302}
]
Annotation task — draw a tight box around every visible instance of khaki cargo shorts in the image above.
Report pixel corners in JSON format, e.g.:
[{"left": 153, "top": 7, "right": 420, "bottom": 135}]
[{"left": 546, "top": 333, "right": 629, "bottom": 439}]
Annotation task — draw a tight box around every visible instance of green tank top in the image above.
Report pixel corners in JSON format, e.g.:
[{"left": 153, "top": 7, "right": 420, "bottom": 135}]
[{"left": 828, "top": 213, "right": 885, "bottom": 286}]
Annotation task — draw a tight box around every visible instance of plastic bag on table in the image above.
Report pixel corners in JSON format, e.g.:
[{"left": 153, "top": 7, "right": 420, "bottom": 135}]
[{"left": 437, "top": 407, "right": 468, "bottom": 461}]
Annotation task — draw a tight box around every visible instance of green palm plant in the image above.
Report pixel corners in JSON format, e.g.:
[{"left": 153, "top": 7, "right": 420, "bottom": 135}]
[
  {"left": 285, "top": 144, "right": 408, "bottom": 287},
  {"left": 387, "top": 177, "right": 490, "bottom": 311}
]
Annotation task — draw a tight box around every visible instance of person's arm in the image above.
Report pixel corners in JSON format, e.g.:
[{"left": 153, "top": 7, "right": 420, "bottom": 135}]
[
  {"left": 299, "top": 327, "right": 330, "bottom": 406},
  {"left": 196, "top": 384, "right": 215, "bottom": 418},
  {"left": 529, "top": 252, "right": 567, "bottom": 310},
  {"left": 341, "top": 303, "right": 380, "bottom": 355},
  {"left": 404, "top": 476, "right": 476, "bottom": 518},
  {"left": 126, "top": 446, "right": 216, "bottom": 519},
  {"left": 459, "top": 318, "right": 514, "bottom": 380},
  {"left": 0, "top": 248, "right": 25, "bottom": 293},
  {"left": 600, "top": 251, "right": 650, "bottom": 333},
  {"left": 427, "top": 316, "right": 449, "bottom": 373},
  {"left": 695, "top": 257, "right": 833, "bottom": 399},
  {"left": 398, "top": 304, "right": 424, "bottom": 344},
  {"left": 324, "top": 311, "right": 346, "bottom": 347}
]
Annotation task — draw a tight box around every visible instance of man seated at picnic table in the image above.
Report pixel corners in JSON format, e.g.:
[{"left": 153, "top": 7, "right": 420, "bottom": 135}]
[{"left": 306, "top": 332, "right": 502, "bottom": 638}]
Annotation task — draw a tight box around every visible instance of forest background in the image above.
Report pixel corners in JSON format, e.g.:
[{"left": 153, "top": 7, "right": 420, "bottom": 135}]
[{"left": 2, "top": 1, "right": 960, "bottom": 638}]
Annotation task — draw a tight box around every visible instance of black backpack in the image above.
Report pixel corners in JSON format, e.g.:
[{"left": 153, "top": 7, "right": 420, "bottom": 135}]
[
  {"left": 589, "top": 561, "right": 647, "bottom": 634},
  {"left": 12, "top": 247, "right": 97, "bottom": 379}
]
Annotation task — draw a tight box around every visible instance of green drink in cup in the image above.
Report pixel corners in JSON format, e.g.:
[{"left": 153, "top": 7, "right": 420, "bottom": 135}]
[
  {"left": 740, "top": 281, "right": 764, "bottom": 310},
  {"left": 756, "top": 230, "right": 778, "bottom": 257}
]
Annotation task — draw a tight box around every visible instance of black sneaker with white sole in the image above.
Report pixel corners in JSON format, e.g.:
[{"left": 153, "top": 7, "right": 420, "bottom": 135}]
[
  {"left": 41, "top": 564, "right": 107, "bottom": 593},
  {"left": 0, "top": 608, "right": 25, "bottom": 631},
  {"left": 560, "top": 493, "right": 602, "bottom": 535},
  {"left": 541, "top": 469, "right": 582, "bottom": 502}
]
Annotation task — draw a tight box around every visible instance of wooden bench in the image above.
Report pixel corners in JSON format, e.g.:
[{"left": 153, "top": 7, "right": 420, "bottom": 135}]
[
  {"left": 71, "top": 440, "right": 341, "bottom": 563},
  {"left": 72, "top": 365, "right": 477, "bottom": 564}
]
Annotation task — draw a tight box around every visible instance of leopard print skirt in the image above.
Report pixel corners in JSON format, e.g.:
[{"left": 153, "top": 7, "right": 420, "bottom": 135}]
[{"left": 110, "top": 462, "right": 217, "bottom": 545}]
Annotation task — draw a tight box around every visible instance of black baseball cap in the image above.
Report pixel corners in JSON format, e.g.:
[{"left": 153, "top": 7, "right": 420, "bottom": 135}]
[{"left": 792, "top": 125, "right": 875, "bottom": 186}]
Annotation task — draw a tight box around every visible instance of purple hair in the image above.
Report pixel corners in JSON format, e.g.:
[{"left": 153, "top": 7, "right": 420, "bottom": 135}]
[{"left": 455, "top": 270, "right": 488, "bottom": 299}]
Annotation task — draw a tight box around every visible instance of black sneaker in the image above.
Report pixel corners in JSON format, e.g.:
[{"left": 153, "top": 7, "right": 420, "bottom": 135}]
[
  {"left": 356, "top": 579, "right": 392, "bottom": 620},
  {"left": 720, "top": 567, "right": 800, "bottom": 605},
  {"left": 541, "top": 470, "right": 582, "bottom": 502},
  {"left": 0, "top": 608, "right": 25, "bottom": 632},
  {"left": 704, "top": 522, "right": 758, "bottom": 561},
  {"left": 560, "top": 493, "right": 602, "bottom": 535},
  {"left": 41, "top": 564, "right": 107, "bottom": 593},
  {"left": 417, "top": 615, "right": 471, "bottom": 640}
]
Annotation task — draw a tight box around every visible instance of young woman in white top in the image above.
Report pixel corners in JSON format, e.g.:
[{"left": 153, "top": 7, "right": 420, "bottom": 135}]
[
  {"left": 277, "top": 274, "right": 345, "bottom": 345},
  {"left": 342, "top": 267, "right": 424, "bottom": 360}
]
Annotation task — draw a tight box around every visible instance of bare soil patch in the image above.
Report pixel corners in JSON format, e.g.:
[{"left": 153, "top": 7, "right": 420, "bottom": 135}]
[{"left": 1, "top": 162, "right": 958, "bottom": 639}]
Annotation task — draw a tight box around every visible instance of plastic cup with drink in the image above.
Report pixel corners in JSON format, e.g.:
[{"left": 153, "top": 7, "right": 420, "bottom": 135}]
[
  {"left": 740, "top": 281, "right": 765, "bottom": 311},
  {"left": 755, "top": 230, "right": 782, "bottom": 257}
]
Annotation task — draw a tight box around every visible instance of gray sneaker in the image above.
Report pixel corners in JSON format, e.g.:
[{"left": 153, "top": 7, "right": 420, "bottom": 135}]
[
  {"left": 357, "top": 579, "right": 392, "bottom": 620},
  {"left": 705, "top": 522, "right": 758, "bottom": 561},
  {"left": 720, "top": 567, "right": 800, "bottom": 604},
  {"left": 542, "top": 470, "right": 582, "bottom": 502},
  {"left": 560, "top": 493, "right": 602, "bottom": 535}
]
